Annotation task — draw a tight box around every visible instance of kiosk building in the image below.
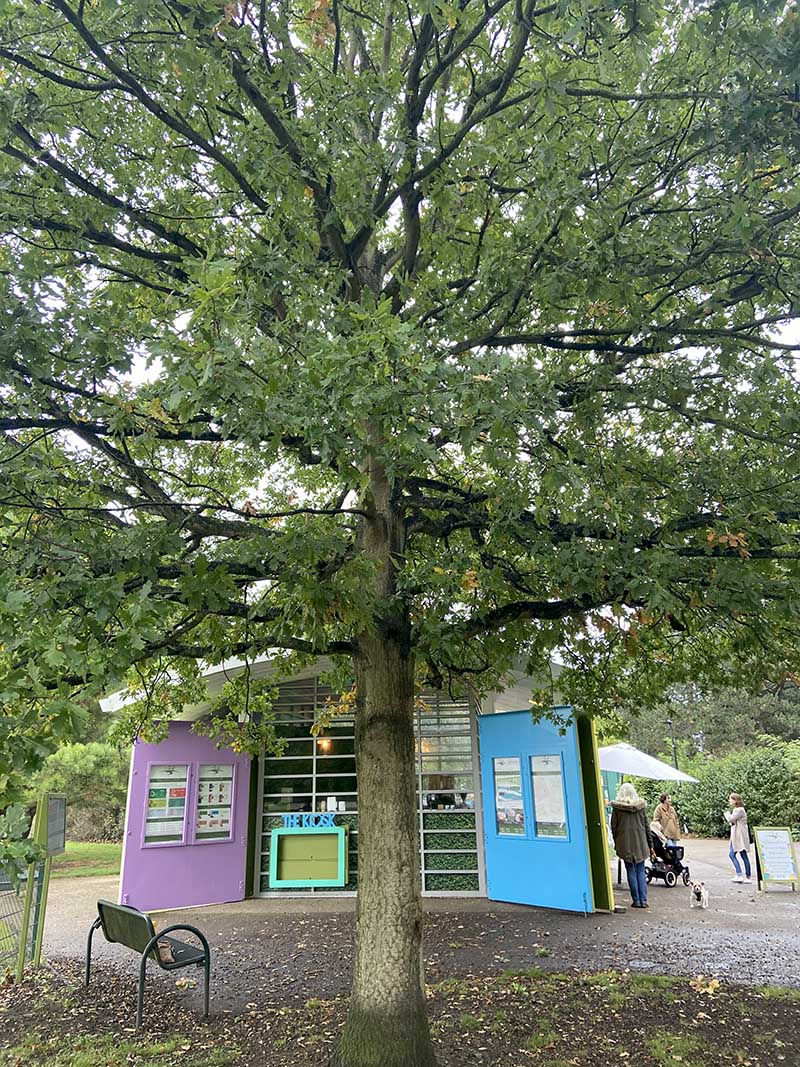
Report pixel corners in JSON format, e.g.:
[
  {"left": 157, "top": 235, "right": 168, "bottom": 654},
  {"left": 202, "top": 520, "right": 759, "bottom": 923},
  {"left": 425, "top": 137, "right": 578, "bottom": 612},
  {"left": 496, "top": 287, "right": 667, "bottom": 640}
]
[{"left": 106, "top": 659, "right": 614, "bottom": 915}]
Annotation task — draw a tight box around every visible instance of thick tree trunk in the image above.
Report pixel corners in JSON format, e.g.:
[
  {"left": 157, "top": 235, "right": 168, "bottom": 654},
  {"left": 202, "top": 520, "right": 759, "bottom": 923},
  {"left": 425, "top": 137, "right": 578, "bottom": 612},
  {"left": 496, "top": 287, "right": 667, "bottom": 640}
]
[{"left": 333, "top": 459, "right": 437, "bottom": 1067}]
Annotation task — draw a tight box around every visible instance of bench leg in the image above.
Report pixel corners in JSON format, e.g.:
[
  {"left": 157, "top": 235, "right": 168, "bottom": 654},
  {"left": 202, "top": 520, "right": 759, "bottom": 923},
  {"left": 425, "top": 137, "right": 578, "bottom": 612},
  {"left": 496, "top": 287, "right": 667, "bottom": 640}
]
[
  {"left": 203, "top": 954, "right": 210, "bottom": 1017},
  {"left": 85, "top": 918, "right": 101, "bottom": 988},
  {"left": 137, "top": 953, "right": 148, "bottom": 1029}
]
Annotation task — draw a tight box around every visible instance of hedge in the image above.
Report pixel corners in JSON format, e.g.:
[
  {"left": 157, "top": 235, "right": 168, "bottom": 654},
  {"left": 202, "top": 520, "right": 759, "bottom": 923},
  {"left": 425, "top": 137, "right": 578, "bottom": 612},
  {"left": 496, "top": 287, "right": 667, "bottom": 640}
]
[{"left": 631, "top": 739, "right": 800, "bottom": 839}]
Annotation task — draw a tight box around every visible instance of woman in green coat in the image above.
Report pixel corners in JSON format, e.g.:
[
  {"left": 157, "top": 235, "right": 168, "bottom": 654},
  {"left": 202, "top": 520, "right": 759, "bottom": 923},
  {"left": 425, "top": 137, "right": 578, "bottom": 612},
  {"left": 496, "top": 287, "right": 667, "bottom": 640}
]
[{"left": 611, "top": 783, "right": 654, "bottom": 908}]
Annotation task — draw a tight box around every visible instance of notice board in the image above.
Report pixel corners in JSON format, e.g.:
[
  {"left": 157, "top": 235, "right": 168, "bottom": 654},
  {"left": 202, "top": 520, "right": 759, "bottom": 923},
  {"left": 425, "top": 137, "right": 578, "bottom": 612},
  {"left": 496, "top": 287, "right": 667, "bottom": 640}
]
[
  {"left": 752, "top": 827, "right": 798, "bottom": 890},
  {"left": 46, "top": 794, "right": 67, "bottom": 856},
  {"left": 269, "top": 825, "right": 348, "bottom": 888}
]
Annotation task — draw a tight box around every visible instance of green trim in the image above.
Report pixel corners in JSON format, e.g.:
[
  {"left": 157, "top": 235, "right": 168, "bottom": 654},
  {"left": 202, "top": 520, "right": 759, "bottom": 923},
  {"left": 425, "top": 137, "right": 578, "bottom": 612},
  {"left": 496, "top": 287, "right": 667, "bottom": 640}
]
[
  {"left": 32, "top": 856, "right": 51, "bottom": 967},
  {"left": 269, "top": 825, "right": 348, "bottom": 888},
  {"left": 16, "top": 795, "right": 44, "bottom": 980},
  {"left": 576, "top": 715, "right": 614, "bottom": 912},
  {"left": 244, "top": 754, "right": 259, "bottom": 898},
  {"left": 16, "top": 861, "right": 34, "bottom": 982}
]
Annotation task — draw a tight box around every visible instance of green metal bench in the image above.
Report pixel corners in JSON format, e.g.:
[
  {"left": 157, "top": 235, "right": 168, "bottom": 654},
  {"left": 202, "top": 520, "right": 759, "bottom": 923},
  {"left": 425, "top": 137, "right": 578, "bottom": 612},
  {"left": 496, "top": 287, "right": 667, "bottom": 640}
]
[{"left": 85, "top": 899, "right": 210, "bottom": 1028}]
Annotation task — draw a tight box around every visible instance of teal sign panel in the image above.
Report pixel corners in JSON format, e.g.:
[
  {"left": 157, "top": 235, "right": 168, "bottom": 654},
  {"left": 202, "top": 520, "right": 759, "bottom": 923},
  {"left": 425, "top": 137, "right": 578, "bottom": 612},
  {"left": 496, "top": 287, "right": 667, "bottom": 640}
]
[{"left": 269, "top": 824, "right": 348, "bottom": 888}]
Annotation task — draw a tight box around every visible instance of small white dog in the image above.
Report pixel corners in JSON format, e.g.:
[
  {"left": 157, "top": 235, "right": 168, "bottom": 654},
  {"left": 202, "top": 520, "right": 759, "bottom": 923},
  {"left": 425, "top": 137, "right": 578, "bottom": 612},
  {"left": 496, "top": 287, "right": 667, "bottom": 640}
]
[{"left": 689, "top": 881, "right": 709, "bottom": 909}]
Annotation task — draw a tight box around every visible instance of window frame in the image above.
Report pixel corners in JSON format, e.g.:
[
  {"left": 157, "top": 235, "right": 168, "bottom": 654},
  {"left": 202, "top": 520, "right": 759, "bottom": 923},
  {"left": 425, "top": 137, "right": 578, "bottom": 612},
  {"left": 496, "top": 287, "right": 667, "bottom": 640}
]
[
  {"left": 142, "top": 762, "right": 191, "bottom": 848},
  {"left": 141, "top": 759, "right": 238, "bottom": 848}
]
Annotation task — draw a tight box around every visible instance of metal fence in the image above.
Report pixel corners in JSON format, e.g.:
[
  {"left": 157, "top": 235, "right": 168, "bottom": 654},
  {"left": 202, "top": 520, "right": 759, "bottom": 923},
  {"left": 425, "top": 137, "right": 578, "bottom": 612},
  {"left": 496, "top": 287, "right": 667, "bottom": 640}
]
[{"left": 0, "top": 861, "right": 47, "bottom": 979}]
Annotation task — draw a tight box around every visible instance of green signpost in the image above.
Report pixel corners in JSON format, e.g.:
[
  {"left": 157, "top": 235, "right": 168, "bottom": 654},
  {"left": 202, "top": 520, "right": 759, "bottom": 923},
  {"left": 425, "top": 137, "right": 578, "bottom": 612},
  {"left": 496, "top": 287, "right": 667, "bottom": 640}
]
[{"left": 13, "top": 793, "right": 65, "bottom": 980}]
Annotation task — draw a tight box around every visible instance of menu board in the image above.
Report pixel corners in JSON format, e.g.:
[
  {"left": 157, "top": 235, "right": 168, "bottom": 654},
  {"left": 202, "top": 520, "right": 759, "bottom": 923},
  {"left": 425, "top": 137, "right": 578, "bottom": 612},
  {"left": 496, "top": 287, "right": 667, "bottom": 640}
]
[
  {"left": 195, "top": 764, "right": 234, "bottom": 841},
  {"left": 753, "top": 827, "right": 798, "bottom": 888},
  {"left": 144, "top": 764, "right": 189, "bottom": 844}
]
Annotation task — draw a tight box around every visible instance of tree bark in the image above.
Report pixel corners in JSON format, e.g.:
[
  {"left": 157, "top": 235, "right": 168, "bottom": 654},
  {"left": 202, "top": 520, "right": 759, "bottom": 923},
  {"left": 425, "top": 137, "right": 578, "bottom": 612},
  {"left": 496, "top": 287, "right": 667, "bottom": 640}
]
[{"left": 333, "top": 460, "right": 437, "bottom": 1067}]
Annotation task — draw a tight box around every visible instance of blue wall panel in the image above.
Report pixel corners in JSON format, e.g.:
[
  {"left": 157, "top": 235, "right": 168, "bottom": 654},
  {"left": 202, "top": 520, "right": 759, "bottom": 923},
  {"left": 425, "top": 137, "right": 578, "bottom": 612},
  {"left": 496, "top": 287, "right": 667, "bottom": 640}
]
[{"left": 478, "top": 709, "right": 594, "bottom": 913}]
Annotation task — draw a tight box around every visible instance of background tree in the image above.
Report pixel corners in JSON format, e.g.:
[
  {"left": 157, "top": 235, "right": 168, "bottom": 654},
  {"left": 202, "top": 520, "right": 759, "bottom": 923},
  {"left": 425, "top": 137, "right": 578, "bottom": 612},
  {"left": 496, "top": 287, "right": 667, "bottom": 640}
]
[
  {"left": 2, "top": 1, "right": 800, "bottom": 1064},
  {"left": 25, "top": 741, "right": 130, "bottom": 841},
  {"left": 623, "top": 682, "right": 800, "bottom": 758},
  {"left": 632, "top": 737, "right": 800, "bottom": 837}
]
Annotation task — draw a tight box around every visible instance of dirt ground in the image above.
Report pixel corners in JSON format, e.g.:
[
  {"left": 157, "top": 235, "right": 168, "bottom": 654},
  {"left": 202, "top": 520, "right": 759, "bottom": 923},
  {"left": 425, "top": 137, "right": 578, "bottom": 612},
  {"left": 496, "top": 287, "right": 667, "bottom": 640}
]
[
  {"left": 2, "top": 959, "right": 799, "bottom": 1067},
  {"left": 38, "top": 838, "right": 800, "bottom": 1011},
  {"left": 3, "top": 837, "right": 798, "bottom": 1066}
]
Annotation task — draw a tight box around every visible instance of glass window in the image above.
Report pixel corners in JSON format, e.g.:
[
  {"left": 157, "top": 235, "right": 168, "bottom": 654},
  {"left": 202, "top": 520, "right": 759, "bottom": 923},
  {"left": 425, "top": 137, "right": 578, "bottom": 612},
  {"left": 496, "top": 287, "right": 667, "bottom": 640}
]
[
  {"left": 262, "top": 792, "right": 315, "bottom": 814},
  {"left": 265, "top": 757, "right": 313, "bottom": 776},
  {"left": 144, "top": 764, "right": 189, "bottom": 844},
  {"left": 493, "top": 757, "right": 525, "bottom": 835},
  {"left": 195, "top": 763, "right": 235, "bottom": 842},
  {"left": 530, "top": 755, "right": 568, "bottom": 838}
]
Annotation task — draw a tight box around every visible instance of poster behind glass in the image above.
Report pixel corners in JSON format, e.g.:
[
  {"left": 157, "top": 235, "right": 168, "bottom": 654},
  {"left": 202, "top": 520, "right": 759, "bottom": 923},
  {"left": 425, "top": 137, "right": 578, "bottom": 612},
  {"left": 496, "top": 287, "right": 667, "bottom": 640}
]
[
  {"left": 144, "top": 764, "right": 189, "bottom": 844},
  {"left": 195, "top": 764, "right": 235, "bottom": 841},
  {"left": 493, "top": 757, "right": 525, "bottom": 835},
  {"left": 530, "top": 754, "right": 568, "bottom": 838}
]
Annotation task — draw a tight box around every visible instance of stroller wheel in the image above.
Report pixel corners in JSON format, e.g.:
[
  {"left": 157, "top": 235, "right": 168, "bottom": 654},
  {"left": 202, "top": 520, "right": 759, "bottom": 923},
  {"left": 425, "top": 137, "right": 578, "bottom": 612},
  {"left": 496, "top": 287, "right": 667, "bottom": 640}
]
[
  {"left": 682, "top": 870, "right": 691, "bottom": 886},
  {"left": 665, "top": 870, "right": 677, "bottom": 887}
]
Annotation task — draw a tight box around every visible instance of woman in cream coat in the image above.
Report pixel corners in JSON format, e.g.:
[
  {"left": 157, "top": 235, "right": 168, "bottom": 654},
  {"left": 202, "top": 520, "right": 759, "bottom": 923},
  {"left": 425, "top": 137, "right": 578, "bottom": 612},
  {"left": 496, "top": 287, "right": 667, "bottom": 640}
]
[{"left": 724, "top": 793, "right": 751, "bottom": 883}]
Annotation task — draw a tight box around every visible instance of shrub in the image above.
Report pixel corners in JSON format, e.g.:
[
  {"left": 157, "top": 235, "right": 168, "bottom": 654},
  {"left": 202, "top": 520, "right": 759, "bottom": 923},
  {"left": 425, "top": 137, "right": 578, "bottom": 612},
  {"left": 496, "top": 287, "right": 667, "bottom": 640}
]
[
  {"left": 25, "top": 742, "right": 129, "bottom": 843},
  {"left": 632, "top": 739, "right": 800, "bottom": 838}
]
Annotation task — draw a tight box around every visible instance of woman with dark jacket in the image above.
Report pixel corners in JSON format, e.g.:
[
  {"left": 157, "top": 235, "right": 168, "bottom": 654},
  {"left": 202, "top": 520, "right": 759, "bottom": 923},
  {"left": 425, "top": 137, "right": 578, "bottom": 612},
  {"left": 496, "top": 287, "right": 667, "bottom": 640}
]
[{"left": 611, "top": 782, "right": 654, "bottom": 908}]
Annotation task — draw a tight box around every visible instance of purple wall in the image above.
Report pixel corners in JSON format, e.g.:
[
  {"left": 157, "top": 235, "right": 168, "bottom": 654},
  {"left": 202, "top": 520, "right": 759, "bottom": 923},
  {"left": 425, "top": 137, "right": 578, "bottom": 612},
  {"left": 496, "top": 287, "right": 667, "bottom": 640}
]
[{"left": 120, "top": 722, "right": 251, "bottom": 911}]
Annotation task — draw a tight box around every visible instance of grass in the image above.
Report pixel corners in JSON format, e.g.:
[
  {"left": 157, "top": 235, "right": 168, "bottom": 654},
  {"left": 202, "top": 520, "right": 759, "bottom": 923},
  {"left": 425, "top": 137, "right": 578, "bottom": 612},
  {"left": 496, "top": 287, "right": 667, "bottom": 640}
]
[
  {"left": 3, "top": 963, "right": 800, "bottom": 1067},
  {"left": 50, "top": 842, "right": 122, "bottom": 880},
  {"left": 645, "top": 1030, "right": 712, "bottom": 1067},
  {"left": 0, "top": 1033, "right": 236, "bottom": 1067},
  {"left": 524, "top": 1019, "right": 557, "bottom": 1052},
  {"left": 758, "top": 985, "right": 800, "bottom": 1002},
  {"left": 627, "top": 974, "right": 682, "bottom": 991},
  {"left": 457, "top": 1012, "right": 483, "bottom": 1030},
  {"left": 499, "top": 966, "right": 548, "bottom": 980}
]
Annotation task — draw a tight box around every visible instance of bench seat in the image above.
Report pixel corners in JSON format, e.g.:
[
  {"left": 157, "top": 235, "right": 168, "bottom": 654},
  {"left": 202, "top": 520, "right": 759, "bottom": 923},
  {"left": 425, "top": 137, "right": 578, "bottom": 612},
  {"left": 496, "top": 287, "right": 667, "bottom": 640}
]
[{"left": 85, "top": 899, "right": 211, "bottom": 1027}]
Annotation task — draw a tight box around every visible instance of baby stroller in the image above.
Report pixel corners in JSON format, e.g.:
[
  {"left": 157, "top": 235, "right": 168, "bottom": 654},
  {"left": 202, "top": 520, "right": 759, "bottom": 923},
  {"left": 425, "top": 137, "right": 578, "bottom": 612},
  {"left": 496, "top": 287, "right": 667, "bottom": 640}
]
[{"left": 647, "top": 834, "right": 690, "bottom": 887}]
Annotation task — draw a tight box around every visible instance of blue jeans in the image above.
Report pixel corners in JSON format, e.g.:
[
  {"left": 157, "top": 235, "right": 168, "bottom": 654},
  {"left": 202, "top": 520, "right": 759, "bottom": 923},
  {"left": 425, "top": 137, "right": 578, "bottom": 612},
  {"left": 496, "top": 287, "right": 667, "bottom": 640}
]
[
  {"left": 729, "top": 845, "right": 751, "bottom": 878},
  {"left": 624, "top": 860, "right": 648, "bottom": 904}
]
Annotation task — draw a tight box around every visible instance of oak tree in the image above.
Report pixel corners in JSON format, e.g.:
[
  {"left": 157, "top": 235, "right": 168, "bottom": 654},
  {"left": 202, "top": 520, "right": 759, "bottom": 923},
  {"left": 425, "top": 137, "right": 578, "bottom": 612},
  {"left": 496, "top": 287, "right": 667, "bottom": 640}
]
[{"left": 2, "top": 1, "right": 800, "bottom": 1063}]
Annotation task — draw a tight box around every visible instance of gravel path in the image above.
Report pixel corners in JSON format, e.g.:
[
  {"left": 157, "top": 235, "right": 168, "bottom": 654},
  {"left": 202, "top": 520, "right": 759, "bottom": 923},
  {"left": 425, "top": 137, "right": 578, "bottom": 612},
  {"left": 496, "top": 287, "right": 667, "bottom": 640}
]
[{"left": 42, "top": 838, "right": 799, "bottom": 1011}]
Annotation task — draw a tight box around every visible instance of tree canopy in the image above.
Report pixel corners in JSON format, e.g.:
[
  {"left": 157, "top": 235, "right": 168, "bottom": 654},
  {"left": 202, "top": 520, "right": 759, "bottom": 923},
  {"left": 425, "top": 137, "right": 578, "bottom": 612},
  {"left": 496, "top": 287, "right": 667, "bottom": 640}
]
[
  {"left": 623, "top": 681, "right": 800, "bottom": 759},
  {"left": 2, "top": 0, "right": 800, "bottom": 783},
  {"left": 2, "top": 2, "right": 800, "bottom": 1060}
]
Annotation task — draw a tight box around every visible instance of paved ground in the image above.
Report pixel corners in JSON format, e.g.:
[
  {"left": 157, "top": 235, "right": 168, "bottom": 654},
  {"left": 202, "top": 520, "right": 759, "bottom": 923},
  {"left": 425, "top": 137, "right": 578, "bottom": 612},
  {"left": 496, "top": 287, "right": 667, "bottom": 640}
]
[{"left": 44, "top": 838, "right": 799, "bottom": 1011}]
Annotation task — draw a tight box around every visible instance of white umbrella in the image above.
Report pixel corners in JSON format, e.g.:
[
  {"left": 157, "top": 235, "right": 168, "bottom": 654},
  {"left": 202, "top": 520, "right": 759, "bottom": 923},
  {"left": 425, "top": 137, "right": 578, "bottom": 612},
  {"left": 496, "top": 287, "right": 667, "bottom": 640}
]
[{"left": 598, "top": 742, "right": 699, "bottom": 782}]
